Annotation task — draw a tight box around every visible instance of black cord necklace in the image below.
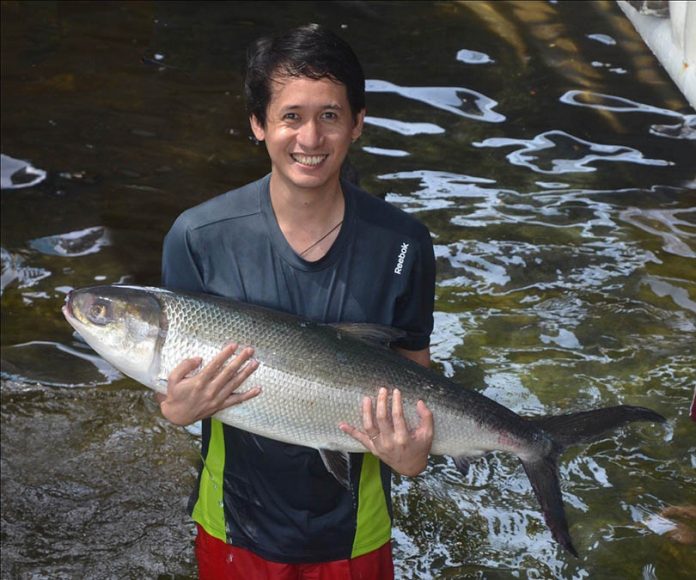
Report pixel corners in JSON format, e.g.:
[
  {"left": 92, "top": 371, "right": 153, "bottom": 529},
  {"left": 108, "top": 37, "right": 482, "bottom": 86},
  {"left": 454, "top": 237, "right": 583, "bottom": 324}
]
[{"left": 298, "top": 220, "right": 343, "bottom": 257}]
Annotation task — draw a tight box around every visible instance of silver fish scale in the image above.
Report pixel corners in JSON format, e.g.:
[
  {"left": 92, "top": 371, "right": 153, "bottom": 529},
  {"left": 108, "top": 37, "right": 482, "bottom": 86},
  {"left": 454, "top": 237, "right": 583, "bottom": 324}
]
[{"left": 154, "top": 290, "right": 533, "bottom": 457}]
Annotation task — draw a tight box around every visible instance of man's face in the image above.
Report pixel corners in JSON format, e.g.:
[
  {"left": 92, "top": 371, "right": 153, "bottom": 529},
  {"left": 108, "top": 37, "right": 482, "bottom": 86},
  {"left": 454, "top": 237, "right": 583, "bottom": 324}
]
[{"left": 250, "top": 75, "right": 364, "bottom": 194}]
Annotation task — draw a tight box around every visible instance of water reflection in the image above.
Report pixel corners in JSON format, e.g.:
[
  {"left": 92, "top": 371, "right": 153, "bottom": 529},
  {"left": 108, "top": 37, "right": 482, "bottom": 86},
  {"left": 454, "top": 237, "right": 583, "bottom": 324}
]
[
  {"left": 560, "top": 89, "right": 687, "bottom": 118},
  {"left": 366, "top": 79, "right": 505, "bottom": 123},
  {"left": 0, "top": 247, "right": 51, "bottom": 294},
  {"left": 649, "top": 116, "right": 696, "bottom": 139},
  {"left": 587, "top": 33, "right": 617, "bottom": 46},
  {"left": 436, "top": 236, "right": 657, "bottom": 294},
  {"left": 481, "top": 372, "right": 544, "bottom": 415},
  {"left": 2, "top": 340, "right": 122, "bottom": 387},
  {"left": 0, "top": 153, "right": 47, "bottom": 190},
  {"left": 473, "top": 129, "right": 672, "bottom": 174},
  {"left": 29, "top": 226, "right": 111, "bottom": 257},
  {"left": 361, "top": 146, "right": 410, "bottom": 158},
  {"left": 380, "top": 170, "right": 497, "bottom": 212},
  {"left": 456, "top": 48, "right": 495, "bottom": 64},
  {"left": 620, "top": 208, "right": 696, "bottom": 258},
  {"left": 363, "top": 116, "right": 445, "bottom": 136},
  {"left": 642, "top": 276, "right": 696, "bottom": 313}
]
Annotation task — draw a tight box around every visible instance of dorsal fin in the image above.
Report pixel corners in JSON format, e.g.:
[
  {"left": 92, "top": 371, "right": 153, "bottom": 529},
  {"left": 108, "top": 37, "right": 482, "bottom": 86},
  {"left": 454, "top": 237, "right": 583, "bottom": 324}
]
[{"left": 328, "top": 322, "right": 407, "bottom": 346}]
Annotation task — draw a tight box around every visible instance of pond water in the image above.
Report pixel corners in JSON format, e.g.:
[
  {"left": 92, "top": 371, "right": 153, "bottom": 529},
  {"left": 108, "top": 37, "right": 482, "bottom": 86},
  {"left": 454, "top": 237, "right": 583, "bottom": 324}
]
[{"left": 2, "top": 1, "right": 695, "bottom": 578}]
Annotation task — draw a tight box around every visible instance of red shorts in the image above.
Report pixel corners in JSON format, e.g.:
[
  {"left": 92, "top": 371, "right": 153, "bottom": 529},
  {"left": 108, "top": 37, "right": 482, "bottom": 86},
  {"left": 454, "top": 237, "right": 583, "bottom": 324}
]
[{"left": 195, "top": 524, "right": 394, "bottom": 580}]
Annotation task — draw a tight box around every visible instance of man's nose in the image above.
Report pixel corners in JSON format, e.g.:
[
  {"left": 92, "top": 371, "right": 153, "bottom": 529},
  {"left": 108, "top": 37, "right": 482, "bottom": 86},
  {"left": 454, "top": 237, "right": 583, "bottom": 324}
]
[{"left": 296, "top": 119, "right": 322, "bottom": 149}]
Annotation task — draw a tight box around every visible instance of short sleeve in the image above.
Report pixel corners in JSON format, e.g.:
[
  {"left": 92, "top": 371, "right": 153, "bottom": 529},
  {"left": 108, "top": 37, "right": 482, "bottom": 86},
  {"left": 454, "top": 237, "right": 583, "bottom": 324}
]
[
  {"left": 161, "top": 214, "right": 206, "bottom": 293},
  {"left": 392, "top": 224, "right": 436, "bottom": 351}
]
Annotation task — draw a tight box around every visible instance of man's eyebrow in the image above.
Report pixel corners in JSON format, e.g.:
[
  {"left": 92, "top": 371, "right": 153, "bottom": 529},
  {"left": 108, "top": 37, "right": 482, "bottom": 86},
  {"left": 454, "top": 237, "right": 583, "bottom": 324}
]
[{"left": 280, "top": 103, "right": 344, "bottom": 111}]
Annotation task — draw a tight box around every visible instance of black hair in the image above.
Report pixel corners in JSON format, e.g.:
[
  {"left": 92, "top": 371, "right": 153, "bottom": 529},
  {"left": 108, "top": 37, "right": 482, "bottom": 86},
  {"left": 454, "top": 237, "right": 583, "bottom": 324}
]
[{"left": 244, "top": 23, "right": 365, "bottom": 127}]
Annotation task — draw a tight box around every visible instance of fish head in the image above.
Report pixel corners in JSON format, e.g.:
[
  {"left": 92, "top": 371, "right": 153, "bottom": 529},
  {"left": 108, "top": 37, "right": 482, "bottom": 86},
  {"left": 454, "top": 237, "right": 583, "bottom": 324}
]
[{"left": 62, "top": 285, "right": 163, "bottom": 386}]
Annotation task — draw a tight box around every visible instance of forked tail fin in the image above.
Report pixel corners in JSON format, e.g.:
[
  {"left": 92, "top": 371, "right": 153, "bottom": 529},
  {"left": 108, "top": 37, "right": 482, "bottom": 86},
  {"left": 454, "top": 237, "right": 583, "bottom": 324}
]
[{"left": 519, "top": 405, "right": 666, "bottom": 557}]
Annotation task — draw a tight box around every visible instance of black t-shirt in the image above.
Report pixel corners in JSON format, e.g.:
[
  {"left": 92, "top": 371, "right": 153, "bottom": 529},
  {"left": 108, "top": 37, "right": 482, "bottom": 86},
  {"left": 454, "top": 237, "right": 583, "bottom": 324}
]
[{"left": 162, "top": 174, "right": 435, "bottom": 563}]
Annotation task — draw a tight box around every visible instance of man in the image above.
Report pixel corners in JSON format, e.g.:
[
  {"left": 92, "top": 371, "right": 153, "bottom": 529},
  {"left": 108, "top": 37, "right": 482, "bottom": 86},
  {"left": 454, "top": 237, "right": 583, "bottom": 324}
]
[{"left": 159, "top": 24, "right": 436, "bottom": 579}]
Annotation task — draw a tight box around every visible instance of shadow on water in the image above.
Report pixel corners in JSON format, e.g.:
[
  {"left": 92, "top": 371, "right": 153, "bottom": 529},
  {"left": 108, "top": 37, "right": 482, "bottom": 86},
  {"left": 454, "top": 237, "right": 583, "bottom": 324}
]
[{"left": 2, "top": 1, "right": 695, "bottom": 578}]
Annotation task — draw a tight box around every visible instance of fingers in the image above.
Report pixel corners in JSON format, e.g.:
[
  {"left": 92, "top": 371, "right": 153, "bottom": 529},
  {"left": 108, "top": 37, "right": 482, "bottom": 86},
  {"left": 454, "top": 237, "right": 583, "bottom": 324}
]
[
  {"left": 209, "top": 346, "right": 259, "bottom": 406},
  {"left": 169, "top": 356, "right": 203, "bottom": 385},
  {"left": 391, "top": 389, "right": 408, "bottom": 442},
  {"left": 167, "top": 343, "right": 260, "bottom": 406},
  {"left": 361, "top": 395, "right": 377, "bottom": 435},
  {"left": 416, "top": 399, "right": 434, "bottom": 431},
  {"left": 215, "top": 346, "right": 258, "bottom": 386},
  {"left": 221, "top": 385, "right": 262, "bottom": 408},
  {"left": 196, "top": 343, "right": 241, "bottom": 382},
  {"left": 340, "top": 389, "right": 434, "bottom": 476},
  {"left": 345, "top": 388, "right": 402, "bottom": 451},
  {"left": 374, "top": 387, "right": 393, "bottom": 437},
  {"left": 188, "top": 344, "right": 258, "bottom": 391},
  {"left": 339, "top": 421, "right": 371, "bottom": 447}
]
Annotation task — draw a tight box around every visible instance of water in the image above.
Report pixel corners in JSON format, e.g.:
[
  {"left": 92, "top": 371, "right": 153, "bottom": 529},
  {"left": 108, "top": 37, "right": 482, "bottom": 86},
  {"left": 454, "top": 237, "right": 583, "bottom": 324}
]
[{"left": 2, "top": 1, "right": 694, "bottom": 578}]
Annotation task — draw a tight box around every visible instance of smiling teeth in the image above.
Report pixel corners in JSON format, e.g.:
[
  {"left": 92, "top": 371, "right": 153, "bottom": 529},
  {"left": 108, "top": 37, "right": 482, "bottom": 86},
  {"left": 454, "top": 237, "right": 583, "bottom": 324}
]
[{"left": 292, "top": 154, "right": 326, "bottom": 166}]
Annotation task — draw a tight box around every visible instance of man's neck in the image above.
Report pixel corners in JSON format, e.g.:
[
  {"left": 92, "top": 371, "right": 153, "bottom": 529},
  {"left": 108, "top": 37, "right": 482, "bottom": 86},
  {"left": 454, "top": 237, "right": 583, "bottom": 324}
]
[{"left": 268, "top": 173, "right": 344, "bottom": 227}]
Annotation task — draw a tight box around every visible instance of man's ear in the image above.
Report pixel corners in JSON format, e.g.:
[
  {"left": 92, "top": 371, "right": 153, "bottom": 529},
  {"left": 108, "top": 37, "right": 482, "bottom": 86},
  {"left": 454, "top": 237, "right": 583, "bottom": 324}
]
[
  {"left": 250, "top": 115, "right": 265, "bottom": 142},
  {"left": 351, "top": 109, "right": 366, "bottom": 142}
]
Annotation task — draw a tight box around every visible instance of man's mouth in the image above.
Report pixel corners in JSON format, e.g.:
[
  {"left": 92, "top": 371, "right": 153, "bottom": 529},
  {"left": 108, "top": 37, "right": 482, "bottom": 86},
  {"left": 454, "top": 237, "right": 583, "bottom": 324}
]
[{"left": 291, "top": 154, "right": 328, "bottom": 167}]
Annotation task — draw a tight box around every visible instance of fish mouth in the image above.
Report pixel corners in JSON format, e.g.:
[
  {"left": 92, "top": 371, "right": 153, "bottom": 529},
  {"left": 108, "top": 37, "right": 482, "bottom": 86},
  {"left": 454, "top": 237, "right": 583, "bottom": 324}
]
[{"left": 62, "top": 291, "right": 75, "bottom": 320}]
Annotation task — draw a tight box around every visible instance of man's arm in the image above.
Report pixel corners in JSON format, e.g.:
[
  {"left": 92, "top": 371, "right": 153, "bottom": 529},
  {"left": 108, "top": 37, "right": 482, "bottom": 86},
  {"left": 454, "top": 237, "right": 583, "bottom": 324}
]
[{"left": 394, "top": 346, "right": 430, "bottom": 368}]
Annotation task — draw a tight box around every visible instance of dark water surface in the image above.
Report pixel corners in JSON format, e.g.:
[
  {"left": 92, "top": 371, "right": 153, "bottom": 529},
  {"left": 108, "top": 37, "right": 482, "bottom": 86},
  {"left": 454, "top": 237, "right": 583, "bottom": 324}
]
[{"left": 2, "top": 1, "right": 695, "bottom": 578}]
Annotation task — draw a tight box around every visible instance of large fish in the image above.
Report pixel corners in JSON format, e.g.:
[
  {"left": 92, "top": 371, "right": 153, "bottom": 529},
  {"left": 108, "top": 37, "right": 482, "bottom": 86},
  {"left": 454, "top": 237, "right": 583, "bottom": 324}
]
[{"left": 62, "top": 284, "right": 665, "bottom": 556}]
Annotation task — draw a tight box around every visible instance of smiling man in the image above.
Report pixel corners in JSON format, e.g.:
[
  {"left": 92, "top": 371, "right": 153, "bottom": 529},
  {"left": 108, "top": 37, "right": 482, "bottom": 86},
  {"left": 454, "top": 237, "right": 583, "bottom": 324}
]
[{"left": 160, "top": 24, "right": 436, "bottom": 579}]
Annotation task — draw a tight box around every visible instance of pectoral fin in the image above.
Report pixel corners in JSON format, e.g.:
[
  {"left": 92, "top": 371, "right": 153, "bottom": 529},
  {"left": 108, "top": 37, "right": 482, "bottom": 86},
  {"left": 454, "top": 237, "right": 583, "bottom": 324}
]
[{"left": 319, "top": 449, "right": 351, "bottom": 489}]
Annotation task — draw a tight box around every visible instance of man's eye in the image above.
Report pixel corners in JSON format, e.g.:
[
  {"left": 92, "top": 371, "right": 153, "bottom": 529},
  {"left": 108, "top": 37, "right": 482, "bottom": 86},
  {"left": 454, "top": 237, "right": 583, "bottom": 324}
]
[
  {"left": 283, "top": 113, "right": 299, "bottom": 121},
  {"left": 322, "top": 112, "right": 338, "bottom": 120}
]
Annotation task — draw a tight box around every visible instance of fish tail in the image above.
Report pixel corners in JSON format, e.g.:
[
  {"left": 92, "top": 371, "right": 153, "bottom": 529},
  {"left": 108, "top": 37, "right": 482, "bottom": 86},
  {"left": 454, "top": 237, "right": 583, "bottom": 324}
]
[
  {"left": 520, "top": 405, "right": 666, "bottom": 557},
  {"left": 519, "top": 452, "right": 577, "bottom": 556}
]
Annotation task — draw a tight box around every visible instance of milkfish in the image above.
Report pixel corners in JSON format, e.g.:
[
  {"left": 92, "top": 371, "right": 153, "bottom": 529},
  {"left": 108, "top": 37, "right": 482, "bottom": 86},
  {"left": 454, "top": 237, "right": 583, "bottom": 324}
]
[{"left": 62, "top": 284, "right": 666, "bottom": 556}]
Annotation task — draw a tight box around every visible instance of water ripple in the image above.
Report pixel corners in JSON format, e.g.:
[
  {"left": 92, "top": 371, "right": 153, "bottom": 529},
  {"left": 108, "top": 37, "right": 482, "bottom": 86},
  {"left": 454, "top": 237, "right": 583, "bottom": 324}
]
[
  {"left": 364, "top": 116, "right": 445, "bottom": 135},
  {"left": 0, "top": 153, "right": 47, "bottom": 190},
  {"left": 361, "top": 146, "right": 410, "bottom": 158},
  {"left": 1, "top": 247, "right": 51, "bottom": 294},
  {"left": 642, "top": 276, "right": 696, "bottom": 314},
  {"left": 473, "top": 130, "right": 672, "bottom": 174},
  {"left": 456, "top": 48, "right": 495, "bottom": 64},
  {"left": 481, "top": 372, "right": 544, "bottom": 414},
  {"left": 1, "top": 340, "right": 122, "bottom": 387},
  {"left": 379, "top": 169, "right": 498, "bottom": 212},
  {"left": 29, "top": 226, "right": 111, "bottom": 257},
  {"left": 559, "top": 90, "right": 684, "bottom": 118},
  {"left": 435, "top": 238, "right": 657, "bottom": 295},
  {"left": 366, "top": 79, "right": 505, "bottom": 123},
  {"left": 586, "top": 33, "right": 617, "bottom": 46},
  {"left": 430, "top": 311, "right": 469, "bottom": 378},
  {"left": 619, "top": 207, "right": 696, "bottom": 258}
]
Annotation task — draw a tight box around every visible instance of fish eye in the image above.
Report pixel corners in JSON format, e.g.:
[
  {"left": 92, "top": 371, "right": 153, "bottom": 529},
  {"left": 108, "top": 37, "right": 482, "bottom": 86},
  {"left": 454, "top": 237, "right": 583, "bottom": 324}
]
[{"left": 88, "top": 301, "right": 112, "bottom": 326}]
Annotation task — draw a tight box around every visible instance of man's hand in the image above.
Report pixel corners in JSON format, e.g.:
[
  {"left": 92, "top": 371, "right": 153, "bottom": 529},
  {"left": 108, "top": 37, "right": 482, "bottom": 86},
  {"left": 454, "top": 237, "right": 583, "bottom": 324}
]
[
  {"left": 339, "top": 387, "right": 434, "bottom": 476},
  {"left": 156, "top": 343, "right": 260, "bottom": 426}
]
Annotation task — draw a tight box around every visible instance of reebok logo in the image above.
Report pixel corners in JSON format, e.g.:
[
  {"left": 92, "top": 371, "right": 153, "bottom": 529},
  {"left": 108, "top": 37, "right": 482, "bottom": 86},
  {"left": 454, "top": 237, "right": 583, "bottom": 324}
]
[{"left": 394, "top": 242, "right": 409, "bottom": 275}]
